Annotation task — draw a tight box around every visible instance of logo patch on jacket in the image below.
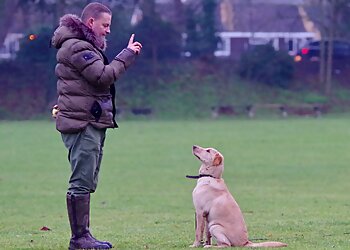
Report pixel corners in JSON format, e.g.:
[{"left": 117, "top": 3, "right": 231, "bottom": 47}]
[{"left": 83, "top": 52, "right": 94, "bottom": 61}]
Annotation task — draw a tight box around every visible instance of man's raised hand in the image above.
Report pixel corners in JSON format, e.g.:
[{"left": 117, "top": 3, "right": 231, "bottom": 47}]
[{"left": 127, "top": 34, "right": 142, "bottom": 55}]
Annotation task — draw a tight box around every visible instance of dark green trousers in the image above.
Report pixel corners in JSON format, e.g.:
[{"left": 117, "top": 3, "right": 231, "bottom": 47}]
[{"left": 61, "top": 125, "right": 106, "bottom": 195}]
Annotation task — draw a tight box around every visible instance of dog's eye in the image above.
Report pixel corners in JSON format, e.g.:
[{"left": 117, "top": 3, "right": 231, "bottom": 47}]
[{"left": 206, "top": 149, "right": 210, "bottom": 153}]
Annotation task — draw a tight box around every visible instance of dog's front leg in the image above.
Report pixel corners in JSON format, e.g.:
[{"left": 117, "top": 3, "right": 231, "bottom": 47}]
[
  {"left": 190, "top": 212, "right": 205, "bottom": 247},
  {"left": 204, "top": 214, "right": 211, "bottom": 246}
]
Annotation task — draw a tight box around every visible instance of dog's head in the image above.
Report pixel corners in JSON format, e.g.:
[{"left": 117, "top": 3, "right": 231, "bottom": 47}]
[{"left": 192, "top": 145, "right": 224, "bottom": 178}]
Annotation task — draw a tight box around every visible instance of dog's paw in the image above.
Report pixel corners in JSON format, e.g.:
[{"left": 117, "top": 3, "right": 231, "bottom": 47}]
[
  {"left": 204, "top": 245, "right": 213, "bottom": 248},
  {"left": 190, "top": 241, "right": 202, "bottom": 248}
]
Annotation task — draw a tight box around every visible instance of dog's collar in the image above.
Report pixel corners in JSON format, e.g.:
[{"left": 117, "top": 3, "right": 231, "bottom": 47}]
[{"left": 186, "top": 174, "right": 216, "bottom": 179}]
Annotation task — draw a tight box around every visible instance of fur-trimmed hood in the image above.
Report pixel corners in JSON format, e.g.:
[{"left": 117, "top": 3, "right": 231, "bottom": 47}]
[{"left": 51, "top": 14, "right": 106, "bottom": 51}]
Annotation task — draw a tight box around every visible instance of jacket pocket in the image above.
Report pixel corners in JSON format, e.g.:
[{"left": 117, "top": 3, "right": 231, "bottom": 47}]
[{"left": 90, "top": 101, "right": 102, "bottom": 122}]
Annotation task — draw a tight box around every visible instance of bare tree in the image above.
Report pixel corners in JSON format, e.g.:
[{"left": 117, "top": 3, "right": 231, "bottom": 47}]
[
  {"left": 304, "top": 0, "right": 349, "bottom": 95},
  {"left": 319, "top": 0, "right": 326, "bottom": 86},
  {"left": 0, "top": 0, "right": 20, "bottom": 46},
  {"left": 325, "top": 0, "right": 335, "bottom": 95},
  {"left": 173, "top": 0, "right": 185, "bottom": 32}
]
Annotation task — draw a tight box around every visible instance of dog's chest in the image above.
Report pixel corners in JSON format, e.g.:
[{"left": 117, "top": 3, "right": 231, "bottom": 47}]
[
  {"left": 192, "top": 178, "right": 226, "bottom": 207},
  {"left": 194, "top": 178, "right": 225, "bottom": 192}
]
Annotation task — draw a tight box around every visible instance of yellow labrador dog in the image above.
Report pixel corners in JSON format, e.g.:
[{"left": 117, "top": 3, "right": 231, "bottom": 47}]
[{"left": 187, "top": 145, "right": 287, "bottom": 248}]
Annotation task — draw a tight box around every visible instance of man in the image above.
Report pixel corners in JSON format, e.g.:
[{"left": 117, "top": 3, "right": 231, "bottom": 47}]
[{"left": 51, "top": 2, "right": 142, "bottom": 249}]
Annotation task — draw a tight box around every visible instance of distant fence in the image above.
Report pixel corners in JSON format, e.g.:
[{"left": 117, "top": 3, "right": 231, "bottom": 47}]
[
  {"left": 211, "top": 104, "right": 330, "bottom": 118},
  {"left": 114, "top": 104, "right": 329, "bottom": 119}
]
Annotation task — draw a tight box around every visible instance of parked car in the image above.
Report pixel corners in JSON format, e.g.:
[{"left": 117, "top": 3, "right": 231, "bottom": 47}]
[{"left": 294, "top": 40, "right": 350, "bottom": 62}]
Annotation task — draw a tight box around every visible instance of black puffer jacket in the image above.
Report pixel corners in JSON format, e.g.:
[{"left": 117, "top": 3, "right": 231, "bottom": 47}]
[{"left": 51, "top": 14, "right": 136, "bottom": 133}]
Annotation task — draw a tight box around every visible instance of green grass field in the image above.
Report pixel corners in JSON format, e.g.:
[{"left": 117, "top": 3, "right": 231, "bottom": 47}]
[{"left": 1, "top": 118, "right": 350, "bottom": 249}]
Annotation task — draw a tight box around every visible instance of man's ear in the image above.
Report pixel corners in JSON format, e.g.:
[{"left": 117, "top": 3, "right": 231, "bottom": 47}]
[
  {"left": 87, "top": 17, "right": 94, "bottom": 28},
  {"left": 213, "top": 153, "right": 222, "bottom": 166}
]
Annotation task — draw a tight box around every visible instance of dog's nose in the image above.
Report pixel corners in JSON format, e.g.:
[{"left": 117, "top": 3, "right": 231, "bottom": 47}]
[{"left": 193, "top": 145, "right": 198, "bottom": 151}]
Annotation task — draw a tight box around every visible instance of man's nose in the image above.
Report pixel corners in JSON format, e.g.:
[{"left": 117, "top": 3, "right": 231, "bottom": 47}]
[{"left": 106, "top": 28, "right": 110, "bottom": 35}]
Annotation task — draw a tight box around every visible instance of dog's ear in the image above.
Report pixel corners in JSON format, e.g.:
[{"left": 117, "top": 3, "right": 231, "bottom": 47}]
[{"left": 213, "top": 153, "right": 222, "bottom": 166}]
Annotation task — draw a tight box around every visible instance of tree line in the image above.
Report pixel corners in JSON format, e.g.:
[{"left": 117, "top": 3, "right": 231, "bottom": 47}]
[{"left": 1, "top": 0, "right": 350, "bottom": 119}]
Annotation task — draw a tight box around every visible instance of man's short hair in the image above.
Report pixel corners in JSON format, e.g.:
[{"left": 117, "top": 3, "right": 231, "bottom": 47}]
[{"left": 81, "top": 2, "right": 112, "bottom": 23}]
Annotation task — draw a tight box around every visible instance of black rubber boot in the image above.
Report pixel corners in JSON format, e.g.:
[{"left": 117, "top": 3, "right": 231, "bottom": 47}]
[{"left": 66, "top": 193, "right": 112, "bottom": 250}]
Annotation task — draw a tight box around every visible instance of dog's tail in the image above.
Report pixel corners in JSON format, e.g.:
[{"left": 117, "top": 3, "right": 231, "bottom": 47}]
[{"left": 245, "top": 241, "right": 287, "bottom": 248}]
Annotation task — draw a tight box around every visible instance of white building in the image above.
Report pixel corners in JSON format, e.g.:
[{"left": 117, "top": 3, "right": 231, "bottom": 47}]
[{"left": 0, "top": 33, "right": 24, "bottom": 60}]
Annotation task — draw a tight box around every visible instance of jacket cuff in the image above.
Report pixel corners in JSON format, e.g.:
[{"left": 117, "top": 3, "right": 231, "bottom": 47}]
[{"left": 115, "top": 48, "right": 136, "bottom": 69}]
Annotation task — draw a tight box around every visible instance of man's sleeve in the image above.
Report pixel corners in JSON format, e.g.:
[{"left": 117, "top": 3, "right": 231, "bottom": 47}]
[{"left": 70, "top": 41, "right": 136, "bottom": 88}]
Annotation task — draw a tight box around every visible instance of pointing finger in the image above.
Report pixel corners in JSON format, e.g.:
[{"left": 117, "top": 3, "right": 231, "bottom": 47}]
[{"left": 128, "top": 34, "right": 135, "bottom": 45}]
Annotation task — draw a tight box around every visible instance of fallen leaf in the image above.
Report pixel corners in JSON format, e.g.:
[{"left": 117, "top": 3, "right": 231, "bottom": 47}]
[{"left": 40, "top": 226, "right": 51, "bottom": 231}]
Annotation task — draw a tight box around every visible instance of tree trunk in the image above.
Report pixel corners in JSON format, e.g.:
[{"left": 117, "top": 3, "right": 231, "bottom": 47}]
[
  {"left": 325, "top": 0, "right": 335, "bottom": 95},
  {"left": 173, "top": 0, "right": 185, "bottom": 32},
  {"left": 141, "top": 0, "right": 156, "bottom": 17},
  {"left": 141, "top": 0, "right": 158, "bottom": 79},
  {"left": 53, "top": 1, "right": 66, "bottom": 27},
  {"left": 152, "top": 42, "right": 158, "bottom": 79},
  {"left": 319, "top": 0, "right": 326, "bottom": 86},
  {"left": 0, "top": 0, "right": 19, "bottom": 46}
]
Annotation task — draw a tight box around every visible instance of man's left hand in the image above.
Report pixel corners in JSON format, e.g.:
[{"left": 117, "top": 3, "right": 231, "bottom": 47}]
[
  {"left": 127, "top": 34, "right": 142, "bottom": 55},
  {"left": 52, "top": 105, "right": 59, "bottom": 118}
]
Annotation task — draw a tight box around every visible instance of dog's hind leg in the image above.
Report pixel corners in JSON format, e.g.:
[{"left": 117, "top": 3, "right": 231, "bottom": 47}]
[{"left": 207, "top": 225, "right": 231, "bottom": 248}]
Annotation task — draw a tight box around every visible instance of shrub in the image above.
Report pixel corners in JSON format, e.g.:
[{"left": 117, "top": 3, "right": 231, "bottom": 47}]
[
  {"left": 238, "top": 44, "right": 294, "bottom": 88},
  {"left": 302, "top": 92, "right": 328, "bottom": 104},
  {"left": 16, "top": 27, "right": 55, "bottom": 64}
]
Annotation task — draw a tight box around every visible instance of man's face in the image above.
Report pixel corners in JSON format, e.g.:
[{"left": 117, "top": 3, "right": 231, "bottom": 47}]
[{"left": 89, "top": 12, "right": 112, "bottom": 38}]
